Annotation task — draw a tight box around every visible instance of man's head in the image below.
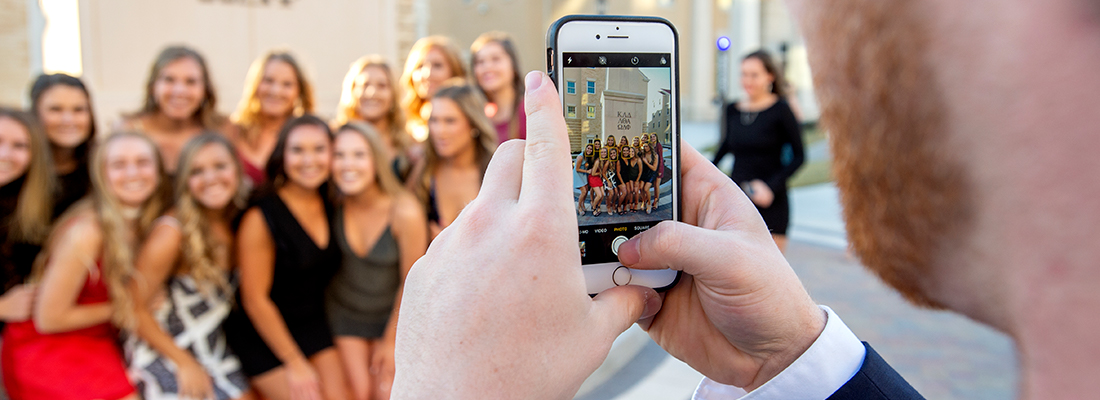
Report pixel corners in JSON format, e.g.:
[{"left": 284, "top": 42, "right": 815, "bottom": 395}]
[{"left": 791, "top": 0, "right": 1100, "bottom": 330}]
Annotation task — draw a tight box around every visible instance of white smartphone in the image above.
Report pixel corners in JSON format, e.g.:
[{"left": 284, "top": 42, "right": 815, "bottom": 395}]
[{"left": 547, "top": 15, "right": 682, "bottom": 295}]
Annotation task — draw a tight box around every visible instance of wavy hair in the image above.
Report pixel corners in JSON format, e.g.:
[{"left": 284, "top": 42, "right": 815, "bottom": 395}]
[
  {"left": 134, "top": 45, "right": 225, "bottom": 129},
  {"left": 33, "top": 132, "right": 170, "bottom": 329},
  {"left": 0, "top": 108, "right": 56, "bottom": 243},
  {"left": 29, "top": 73, "right": 98, "bottom": 170},
  {"left": 414, "top": 80, "right": 496, "bottom": 206},
  {"left": 400, "top": 36, "right": 467, "bottom": 139},
  {"left": 471, "top": 31, "right": 525, "bottom": 140},
  {"left": 232, "top": 50, "right": 315, "bottom": 145},
  {"left": 334, "top": 55, "right": 411, "bottom": 154},
  {"left": 173, "top": 134, "right": 247, "bottom": 296}
]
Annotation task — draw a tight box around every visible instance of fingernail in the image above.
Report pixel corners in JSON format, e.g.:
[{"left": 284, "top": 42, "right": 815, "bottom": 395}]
[
  {"left": 525, "top": 71, "right": 544, "bottom": 92},
  {"left": 618, "top": 237, "right": 640, "bottom": 266},
  {"left": 639, "top": 288, "right": 661, "bottom": 321}
]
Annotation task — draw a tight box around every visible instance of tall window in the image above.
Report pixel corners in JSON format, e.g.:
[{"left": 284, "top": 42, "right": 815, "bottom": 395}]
[
  {"left": 567, "top": 105, "right": 577, "bottom": 118},
  {"left": 566, "top": 80, "right": 576, "bottom": 94},
  {"left": 586, "top": 80, "right": 596, "bottom": 94},
  {"left": 587, "top": 105, "right": 596, "bottom": 119}
]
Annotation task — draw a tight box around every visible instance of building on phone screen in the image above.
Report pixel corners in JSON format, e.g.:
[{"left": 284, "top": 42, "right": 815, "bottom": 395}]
[{"left": 565, "top": 67, "right": 654, "bottom": 154}]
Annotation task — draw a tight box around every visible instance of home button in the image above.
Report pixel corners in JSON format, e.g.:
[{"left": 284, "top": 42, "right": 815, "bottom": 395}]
[{"left": 612, "top": 266, "right": 632, "bottom": 286}]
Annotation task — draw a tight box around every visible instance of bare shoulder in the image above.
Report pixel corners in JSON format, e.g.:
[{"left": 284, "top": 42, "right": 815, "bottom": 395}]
[
  {"left": 53, "top": 208, "right": 103, "bottom": 252},
  {"left": 392, "top": 192, "right": 426, "bottom": 224},
  {"left": 146, "top": 210, "right": 184, "bottom": 245},
  {"left": 237, "top": 207, "right": 271, "bottom": 239}
]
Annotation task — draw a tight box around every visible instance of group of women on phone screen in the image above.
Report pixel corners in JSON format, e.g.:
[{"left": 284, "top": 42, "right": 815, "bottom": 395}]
[
  {"left": 573, "top": 133, "right": 667, "bottom": 217},
  {"left": 0, "top": 30, "right": 523, "bottom": 400}
]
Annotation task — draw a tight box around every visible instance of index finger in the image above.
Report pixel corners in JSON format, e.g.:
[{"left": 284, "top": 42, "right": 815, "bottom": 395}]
[{"left": 519, "top": 71, "right": 573, "bottom": 205}]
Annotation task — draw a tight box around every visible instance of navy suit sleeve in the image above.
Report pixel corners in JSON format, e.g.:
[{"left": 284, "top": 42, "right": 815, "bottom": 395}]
[{"left": 827, "top": 342, "right": 924, "bottom": 400}]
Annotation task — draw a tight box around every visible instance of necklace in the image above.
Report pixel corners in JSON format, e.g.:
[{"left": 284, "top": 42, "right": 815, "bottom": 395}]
[{"left": 740, "top": 109, "right": 759, "bottom": 125}]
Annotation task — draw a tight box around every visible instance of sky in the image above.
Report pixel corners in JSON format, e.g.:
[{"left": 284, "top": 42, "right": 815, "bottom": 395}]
[{"left": 639, "top": 67, "right": 672, "bottom": 119}]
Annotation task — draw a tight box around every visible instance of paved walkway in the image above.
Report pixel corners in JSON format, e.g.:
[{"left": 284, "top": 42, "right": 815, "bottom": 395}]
[{"left": 574, "top": 122, "right": 1018, "bottom": 399}]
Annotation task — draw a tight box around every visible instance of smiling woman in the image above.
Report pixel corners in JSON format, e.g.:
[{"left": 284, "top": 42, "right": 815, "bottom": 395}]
[
  {"left": 221, "top": 115, "right": 349, "bottom": 400},
  {"left": 117, "top": 46, "right": 228, "bottom": 176},
  {"left": 471, "top": 31, "right": 526, "bottom": 143},
  {"left": 3, "top": 132, "right": 169, "bottom": 400},
  {"left": 231, "top": 51, "right": 315, "bottom": 188}
]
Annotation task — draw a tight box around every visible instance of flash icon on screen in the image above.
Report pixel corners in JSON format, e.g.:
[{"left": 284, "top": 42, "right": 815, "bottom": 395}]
[
  {"left": 598, "top": 56, "right": 607, "bottom": 65},
  {"left": 568, "top": 57, "right": 573, "bottom": 64}
]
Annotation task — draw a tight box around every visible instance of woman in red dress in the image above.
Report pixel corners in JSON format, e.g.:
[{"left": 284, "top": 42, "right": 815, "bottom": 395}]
[{"left": 2, "top": 132, "right": 169, "bottom": 400}]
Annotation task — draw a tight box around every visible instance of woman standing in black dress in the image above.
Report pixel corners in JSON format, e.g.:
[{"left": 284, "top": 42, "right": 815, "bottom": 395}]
[
  {"left": 713, "top": 50, "right": 804, "bottom": 252},
  {"left": 225, "top": 115, "right": 348, "bottom": 400}
]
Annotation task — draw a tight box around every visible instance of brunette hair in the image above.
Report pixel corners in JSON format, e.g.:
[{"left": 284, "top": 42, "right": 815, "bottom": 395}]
[
  {"left": 470, "top": 31, "right": 524, "bottom": 140},
  {"left": 135, "top": 45, "right": 225, "bottom": 129},
  {"left": 334, "top": 122, "right": 404, "bottom": 198},
  {"left": 29, "top": 73, "right": 97, "bottom": 168},
  {"left": 743, "top": 50, "right": 788, "bottom": 99},
  {"left": 173, "top": 134, "right": 247, "bottom": 296},
  {"left": 0, "top": 108, "right": 56, "bottom": 243},
  {"left": 35, "top": 132, "right": 171, "bottom": 328},
  {"left": 233, "top": 50, "right": 315, "bottom": 144},
  {"left": 335, "top": 55, "right": 411, "bottom": 153},
  {"left": 400, "top": 36, "right": 467, "bottom": 136},
  {"left": 414, "top": 81, "right": 496, "bottom": 206},
  {"left": 260, "top": 114, "right": 332, "bottom": 197}
]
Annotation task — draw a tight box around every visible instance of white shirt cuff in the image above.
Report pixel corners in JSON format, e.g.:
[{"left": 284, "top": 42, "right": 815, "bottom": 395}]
[{"left": 692, "top": 305, "right": 865, "bottom": 400}]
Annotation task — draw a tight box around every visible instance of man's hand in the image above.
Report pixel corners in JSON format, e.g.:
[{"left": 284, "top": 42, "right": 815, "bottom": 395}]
[
  {"left": 618, "top": 143, "right": 825, "bottom": 390},
  {"left": 392, "top": 71, "right": 660, "bottom": 399}
]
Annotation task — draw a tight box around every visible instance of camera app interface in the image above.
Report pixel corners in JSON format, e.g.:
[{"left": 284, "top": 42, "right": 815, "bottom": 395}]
[{"left": 564, "top": 52, "right": 674, "bottom": 265}]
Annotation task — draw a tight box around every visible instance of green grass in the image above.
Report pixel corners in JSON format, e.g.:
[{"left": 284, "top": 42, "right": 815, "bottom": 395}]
[{"left": 788, "top": 159, "right": 832, "bottom": 188}]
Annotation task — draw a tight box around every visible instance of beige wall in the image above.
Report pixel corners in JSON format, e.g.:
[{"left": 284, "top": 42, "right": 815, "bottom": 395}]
[
  {"left": 428, "top": 0, "right": 728, "bottom": 121},
  {"left": 78, "top": 0, "right": 408, "bottom": 131},
  {"left": 0, "top": 0, "right": 33, "bottom": 106}
]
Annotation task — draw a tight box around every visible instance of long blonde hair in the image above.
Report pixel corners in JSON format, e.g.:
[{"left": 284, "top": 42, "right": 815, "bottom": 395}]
[
  {"left": 232, "top": 51, "right": 315, "bottom": 145},
  {"left": 34, "top": 132, "right": 171, "bottom": 329},
  {"left": 173, "top": 134, "right": 247, "bottom": 297},
  {"left": 414, "top": 81, "right": 496, "bottom": 206},
  {"left": 0, "top": 108, "right": 56, "bottom": 243},
  {"left": 334, "top": 55, "right": 410, "bottom": 153},
  {"left": 400, "top": 36, "right": 467, "bottom": 136}
]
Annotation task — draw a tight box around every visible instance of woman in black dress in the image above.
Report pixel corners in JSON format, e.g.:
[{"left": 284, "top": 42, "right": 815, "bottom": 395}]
[
  {"left": 29, "top": 74, "right": 95, "bottom": 217},
  {"left": 224, "top": 115, "right": 348, "bottom": 400},
  {"left": 713, "top": 50, "right": 804, "bottom": 252}
]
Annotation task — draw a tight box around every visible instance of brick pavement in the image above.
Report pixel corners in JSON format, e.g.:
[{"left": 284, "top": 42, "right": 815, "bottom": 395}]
[{"left": 786, "top": 241, "right": 1018, "bottom": 399}]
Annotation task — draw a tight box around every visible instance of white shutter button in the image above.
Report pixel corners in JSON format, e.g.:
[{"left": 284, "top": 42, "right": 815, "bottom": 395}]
[{"left": 611, "top": 235, "right": 628, "bottom": 255}]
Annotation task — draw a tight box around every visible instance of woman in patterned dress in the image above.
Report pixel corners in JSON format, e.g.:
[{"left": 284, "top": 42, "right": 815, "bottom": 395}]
[{"left": 125, "top": 134, "right": 252, "bottom": 399}]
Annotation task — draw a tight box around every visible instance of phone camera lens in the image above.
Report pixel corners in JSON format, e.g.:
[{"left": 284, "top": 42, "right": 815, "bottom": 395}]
[
  {"left": 596, "top": 34, "right": 601, "bottom": 39},
  {"left": 615, "top": 27, "right": 620, "bottom": 30}
]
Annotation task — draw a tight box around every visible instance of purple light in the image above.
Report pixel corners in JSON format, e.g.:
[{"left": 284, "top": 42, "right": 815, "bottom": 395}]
[{"left": 717, "top": 36, "right": 731, "bottom": 51}]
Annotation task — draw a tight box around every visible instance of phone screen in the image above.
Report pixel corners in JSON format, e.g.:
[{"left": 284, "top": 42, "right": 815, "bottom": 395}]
[{"left": 565, "top": 52, "right": 675, "bottom": 265}]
